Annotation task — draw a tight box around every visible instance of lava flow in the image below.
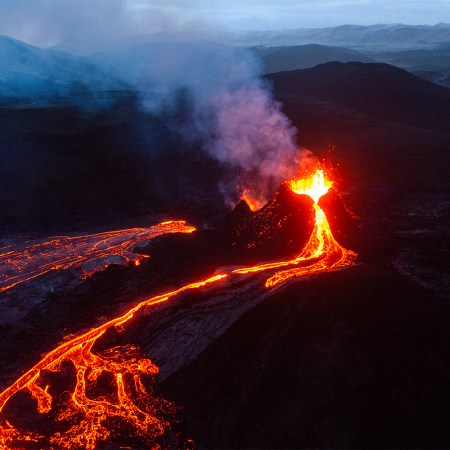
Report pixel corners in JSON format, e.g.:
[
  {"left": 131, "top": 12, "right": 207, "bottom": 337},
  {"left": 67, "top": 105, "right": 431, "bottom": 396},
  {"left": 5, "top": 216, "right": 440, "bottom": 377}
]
[
  {"left": 0, "top": 220, "right": 195, "bottom": 294},
  {"left": 0, "top": 168, "right": 357, "bottom": 449}
]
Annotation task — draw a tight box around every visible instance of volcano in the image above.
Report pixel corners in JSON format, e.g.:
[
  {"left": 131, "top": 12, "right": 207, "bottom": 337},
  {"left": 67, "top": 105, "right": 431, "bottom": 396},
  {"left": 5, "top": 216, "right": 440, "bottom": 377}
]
[{"left": 0, "top": 168, "right": 360, "bottom": 448}]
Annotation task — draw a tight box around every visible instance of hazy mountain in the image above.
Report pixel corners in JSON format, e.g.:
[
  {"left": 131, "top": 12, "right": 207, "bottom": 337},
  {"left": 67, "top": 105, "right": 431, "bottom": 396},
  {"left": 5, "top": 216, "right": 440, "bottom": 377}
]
[
  {"left": 0, "top": 36, "right": 252, "bottom": 105},
  {"left": 228, "top": 23, "right": 450, "bottom": 50},
  {"left": 363, "top": 40, "right": 450, "bottom": 87},
  {"left": 268, "top": 61, "right": 450, "bottom": 131},
  {"left": 253, "top": 44, "right": 374, "bottom": 74},
  {"left": 0, "top": 35, "right": 123, "bottom": 102},
  {"left": 369, "top": 40, "right": 450, "bottom": 67}
]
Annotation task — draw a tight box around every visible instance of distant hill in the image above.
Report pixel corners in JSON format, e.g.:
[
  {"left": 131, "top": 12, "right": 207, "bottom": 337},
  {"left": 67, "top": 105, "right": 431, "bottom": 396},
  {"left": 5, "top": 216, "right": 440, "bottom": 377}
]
[
  {"left": 229, "top": 24, "right": 450, "bottom": 50},
  {"left": 252, "top": 44, "right": 374, "bottom": 74},
  {"left": 268, "top": 62, "right": 450, "bottom": 132},
  {"left": 413, "top": 70, "right": 450, "bottom": 88},
  {"left": 369, "top": 40, "right": 450, "bottom": 70},
  {"left": 364, "top": 41, "right": 450, "bottom": 87}
]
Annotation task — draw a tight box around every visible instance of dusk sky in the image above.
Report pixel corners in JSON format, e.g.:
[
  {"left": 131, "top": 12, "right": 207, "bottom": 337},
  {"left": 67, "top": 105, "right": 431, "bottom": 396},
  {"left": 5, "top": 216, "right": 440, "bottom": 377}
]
[{"left": 0, "top": 0, "right": 448, "bottom": 46}]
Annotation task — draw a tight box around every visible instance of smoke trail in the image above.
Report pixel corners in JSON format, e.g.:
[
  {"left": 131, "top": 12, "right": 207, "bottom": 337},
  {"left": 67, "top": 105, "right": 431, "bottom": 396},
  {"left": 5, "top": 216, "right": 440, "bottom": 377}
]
[{"left": 193, "top": 74, "right": 299, "bottom": 205}]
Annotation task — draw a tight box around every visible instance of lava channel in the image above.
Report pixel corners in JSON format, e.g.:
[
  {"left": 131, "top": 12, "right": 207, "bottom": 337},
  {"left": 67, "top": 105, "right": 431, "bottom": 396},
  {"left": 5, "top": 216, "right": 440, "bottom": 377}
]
[{"left": 0, "top": 220, "right": 195, "bottom": 294}]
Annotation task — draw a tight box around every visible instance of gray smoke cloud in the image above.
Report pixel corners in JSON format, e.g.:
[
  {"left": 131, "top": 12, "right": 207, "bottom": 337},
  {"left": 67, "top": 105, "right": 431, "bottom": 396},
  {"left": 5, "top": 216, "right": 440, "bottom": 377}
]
[{"left": 95, "top": 42, "right": 300, "bottom": 204}]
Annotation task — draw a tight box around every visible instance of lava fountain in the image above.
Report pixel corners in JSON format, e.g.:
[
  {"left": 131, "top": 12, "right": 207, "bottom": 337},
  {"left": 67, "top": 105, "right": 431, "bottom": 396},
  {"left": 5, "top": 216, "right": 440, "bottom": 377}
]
[{"left": 0, "top": 168, "right": 357, "bottom": 449}]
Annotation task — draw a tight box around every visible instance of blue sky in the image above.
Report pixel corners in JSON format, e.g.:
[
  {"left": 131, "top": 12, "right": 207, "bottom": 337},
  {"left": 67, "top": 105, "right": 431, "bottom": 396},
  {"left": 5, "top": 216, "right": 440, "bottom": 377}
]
[{"left": 0, "top": 0, "right": 447, "bottom": 46}]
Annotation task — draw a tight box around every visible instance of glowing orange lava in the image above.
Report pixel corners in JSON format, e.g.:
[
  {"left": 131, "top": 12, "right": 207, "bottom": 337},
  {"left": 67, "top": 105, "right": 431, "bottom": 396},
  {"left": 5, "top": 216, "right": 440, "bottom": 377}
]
[
  {"left": 0, "top": 221, "right": 195, "bottom": 294},
  {"left": 0, "top": 274, "right": 227, "bottom": 449},
  {"left": 289, "top": 168, "right": 333, "bottom": 203},
  {"left": 241, "top": 191, "right": 263, "bottom": 212},
  {"left": 0, "top": 169, "right": 357, "bottom": 449}
]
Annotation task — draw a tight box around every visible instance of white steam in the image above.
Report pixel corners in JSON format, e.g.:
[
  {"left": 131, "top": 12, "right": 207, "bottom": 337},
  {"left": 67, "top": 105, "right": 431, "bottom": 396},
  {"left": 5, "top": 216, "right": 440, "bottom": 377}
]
[{"left": 198, "top": 83, "right": 298, "bottom": 204}]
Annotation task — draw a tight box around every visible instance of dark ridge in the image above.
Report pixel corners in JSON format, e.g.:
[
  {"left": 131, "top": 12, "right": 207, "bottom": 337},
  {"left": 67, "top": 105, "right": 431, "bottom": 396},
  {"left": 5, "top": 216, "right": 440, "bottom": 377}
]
[
  {"left": 267, "top": 61, "right": 450, "bottom": 131},
  {"left": 252, "top": 43, "right": 374, "bottom": 74}
]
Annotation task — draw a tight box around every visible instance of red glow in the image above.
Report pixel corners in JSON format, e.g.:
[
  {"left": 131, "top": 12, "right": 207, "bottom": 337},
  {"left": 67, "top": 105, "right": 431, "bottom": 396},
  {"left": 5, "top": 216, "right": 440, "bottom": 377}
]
[{"left": 0, "top": 221, "right": 195, "bottom": 294}]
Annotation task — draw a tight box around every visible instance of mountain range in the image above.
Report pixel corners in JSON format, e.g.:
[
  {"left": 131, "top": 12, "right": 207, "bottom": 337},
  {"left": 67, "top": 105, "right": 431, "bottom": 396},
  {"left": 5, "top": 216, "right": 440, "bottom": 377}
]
[
  {"left": 227, "top": 23, "right": 450, "bottom": 49},
  {"left": 1, "top": 25, "right": 449, "bottom": 103}
]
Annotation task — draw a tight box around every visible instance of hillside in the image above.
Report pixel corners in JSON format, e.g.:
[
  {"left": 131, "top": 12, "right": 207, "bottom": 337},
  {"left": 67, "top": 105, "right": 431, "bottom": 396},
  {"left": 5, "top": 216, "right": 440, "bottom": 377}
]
[
  {"left": 268, "top": 61, "right": 450, "bottom": 131},
  {"left": 252, "top": 44, "right": 373, "bottom": 74}
]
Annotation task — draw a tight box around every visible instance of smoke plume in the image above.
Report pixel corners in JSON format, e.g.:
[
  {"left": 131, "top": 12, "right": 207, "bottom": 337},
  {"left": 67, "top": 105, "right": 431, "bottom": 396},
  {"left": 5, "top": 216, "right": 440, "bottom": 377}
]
[
  {"left": 0, "top": 1, "right": 306, "bottom": 209},
  {"left": 95, "top": 42, "right": 301, "bottom": 206}
]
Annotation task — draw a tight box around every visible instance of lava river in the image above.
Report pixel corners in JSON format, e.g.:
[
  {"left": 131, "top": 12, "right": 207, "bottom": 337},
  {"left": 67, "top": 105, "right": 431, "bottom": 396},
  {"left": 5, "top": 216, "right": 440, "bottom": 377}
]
[
  {"left": 0, "top": 169, "right": 357, "bottom": 449},
  {"left": 0, "top": 221, "right": 195, "bottom": 294}
]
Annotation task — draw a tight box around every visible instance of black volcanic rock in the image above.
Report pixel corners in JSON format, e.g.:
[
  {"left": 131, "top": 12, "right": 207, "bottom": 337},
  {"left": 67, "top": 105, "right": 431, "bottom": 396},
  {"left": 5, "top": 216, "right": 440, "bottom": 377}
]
[
  {"left": 161, "top": 265, "right": 450, "bottom": 449},
  {"left": 267, "top": 62, "right": 450, "bottom": 131},
  {"left": 227, "top": 182, "right": 315, "bottom": 264},
  {"left": 223, "top": 199, "right": 253, "bottom": 229},
  {"left": 318, "top": 187, "right": 360, "bottom": 249}
]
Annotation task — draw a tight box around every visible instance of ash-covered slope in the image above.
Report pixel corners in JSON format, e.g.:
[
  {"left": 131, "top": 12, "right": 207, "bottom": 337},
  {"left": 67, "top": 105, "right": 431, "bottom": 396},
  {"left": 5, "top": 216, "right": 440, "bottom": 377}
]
[
  {"left": 413, "top": 70, "right": 450, "bottom": 88},
  {"left": 0, "top": 35, "right": 122, "bottom": 101},
  {"left": 268, "top": 61, "right": 450, "bottom": 131}
]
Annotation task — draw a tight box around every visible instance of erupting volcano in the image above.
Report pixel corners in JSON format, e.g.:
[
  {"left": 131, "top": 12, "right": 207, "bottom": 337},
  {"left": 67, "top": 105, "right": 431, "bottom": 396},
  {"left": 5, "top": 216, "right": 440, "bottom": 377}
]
[
  {"left": 235, "top": 169, "right": 357, "bottom": 287},
  {"left": 0, "top": 168, "right": 357, "bottom": 449}
]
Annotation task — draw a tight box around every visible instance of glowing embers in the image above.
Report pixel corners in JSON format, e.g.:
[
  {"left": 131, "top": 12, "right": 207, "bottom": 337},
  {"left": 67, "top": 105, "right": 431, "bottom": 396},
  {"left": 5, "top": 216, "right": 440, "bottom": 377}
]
[
  {"left": 0, "top": 221, "right": 196, "bottom": 294},
  {"left": 241, "top": 191, "right": 264, "bottom": 212}
]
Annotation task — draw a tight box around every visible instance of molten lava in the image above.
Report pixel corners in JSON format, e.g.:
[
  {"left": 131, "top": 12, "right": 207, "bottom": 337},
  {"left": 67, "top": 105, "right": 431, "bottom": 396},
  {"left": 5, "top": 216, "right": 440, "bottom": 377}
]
[
  {"left": 241, "top": 191, "right": 263, "bottom": 212},
  {"left": 289, "top": 168, "right": 333, "bottom": 203},
  {"left": 0, "top": 169, "right": 357, "bottom": 449},
  {"left": 0, "top": 221, "right": 195, "bottom": 293}
]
